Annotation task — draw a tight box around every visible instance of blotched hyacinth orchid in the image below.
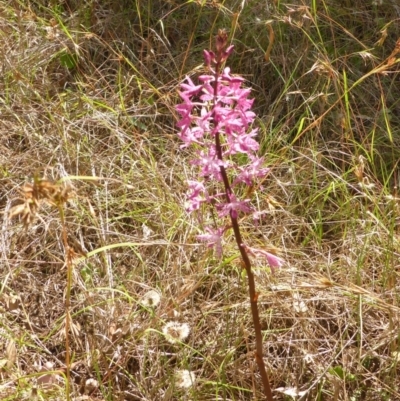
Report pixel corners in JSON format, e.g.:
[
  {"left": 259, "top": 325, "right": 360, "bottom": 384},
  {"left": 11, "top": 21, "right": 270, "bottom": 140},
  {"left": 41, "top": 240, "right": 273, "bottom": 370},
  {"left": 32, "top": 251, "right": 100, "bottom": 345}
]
[
  {"left": 176, "top": 29, "right": 279, "bottom": 401},
  {"left": 175, "top": 31, "right": 282, "bottom": 272}
]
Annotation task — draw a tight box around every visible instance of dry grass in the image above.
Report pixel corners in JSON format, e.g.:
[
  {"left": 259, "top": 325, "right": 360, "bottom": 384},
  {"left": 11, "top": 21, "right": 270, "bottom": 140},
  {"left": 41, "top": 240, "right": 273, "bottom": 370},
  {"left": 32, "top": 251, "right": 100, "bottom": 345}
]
[{"left": 1, "top": 0, "right": 400, "bottom": 400}]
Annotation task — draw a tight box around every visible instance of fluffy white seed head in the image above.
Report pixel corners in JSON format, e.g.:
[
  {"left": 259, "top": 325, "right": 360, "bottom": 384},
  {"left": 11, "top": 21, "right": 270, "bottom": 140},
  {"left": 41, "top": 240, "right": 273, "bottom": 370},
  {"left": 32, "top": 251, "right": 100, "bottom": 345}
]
[
  {"left": 175, "top": 369, "right": 196, "bottom": 389},
  {"left": 162, "top": 321, "right": 190, "bottom": 344},
  {"left": 140, "top": 289, "right": 161, "bottom": 308}
]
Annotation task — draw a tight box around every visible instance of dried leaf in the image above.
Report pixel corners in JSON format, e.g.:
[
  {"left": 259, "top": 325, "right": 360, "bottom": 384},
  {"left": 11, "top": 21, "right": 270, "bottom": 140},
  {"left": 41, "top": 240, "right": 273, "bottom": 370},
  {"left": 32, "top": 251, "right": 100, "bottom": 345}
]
[
  {"left": 293, "top": 293, "right": 308, "bottom": 313},
  {"left": 275, "top": 386, "right": 307, "bottom": 398},
  {"left": 6, "top": 339, "right": 17, "bottom": 369},
  {"left": 37, "top": 362, "right": 58, "bottom": 389}
]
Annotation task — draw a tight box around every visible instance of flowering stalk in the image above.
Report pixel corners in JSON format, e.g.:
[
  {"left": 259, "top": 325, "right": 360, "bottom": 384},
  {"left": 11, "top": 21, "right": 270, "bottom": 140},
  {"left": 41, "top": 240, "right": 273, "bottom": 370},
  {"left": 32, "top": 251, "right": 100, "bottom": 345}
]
[{"left": 176, "top": 30, "right": 282, "bottom": 400}]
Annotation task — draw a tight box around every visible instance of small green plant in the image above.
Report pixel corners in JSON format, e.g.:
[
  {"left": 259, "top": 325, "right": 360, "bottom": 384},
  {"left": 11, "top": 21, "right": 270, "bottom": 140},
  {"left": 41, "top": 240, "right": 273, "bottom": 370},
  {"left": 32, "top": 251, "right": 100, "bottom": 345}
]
[{"left": 59, "top": 51, "right": 78, "bottom": 70}]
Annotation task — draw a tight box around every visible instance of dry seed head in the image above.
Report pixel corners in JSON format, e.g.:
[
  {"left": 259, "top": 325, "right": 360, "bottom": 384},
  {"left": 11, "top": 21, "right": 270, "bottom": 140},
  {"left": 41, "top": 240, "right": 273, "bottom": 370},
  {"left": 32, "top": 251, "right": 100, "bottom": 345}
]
[
  {"left": 84, "top": 378, "right": 99, "bottom": 394},
  {"left": 8, "top": 178, "right": 72, "bottom": 228},
  {"left": 175, "top": 369, "right": 196, "bottom": 389},
  {"left": 140, "top": 289, "right": 161, "bottom": 308},
  {"left": 162, "top": 322, "right": 190, "bottom": 344}
]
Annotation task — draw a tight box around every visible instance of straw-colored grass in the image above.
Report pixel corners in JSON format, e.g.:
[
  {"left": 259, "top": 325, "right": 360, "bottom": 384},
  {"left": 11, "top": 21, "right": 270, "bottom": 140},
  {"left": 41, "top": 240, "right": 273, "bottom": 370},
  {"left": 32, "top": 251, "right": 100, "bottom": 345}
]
[{"left": 1, "top": 0, "right": 400, "bottom": 400}]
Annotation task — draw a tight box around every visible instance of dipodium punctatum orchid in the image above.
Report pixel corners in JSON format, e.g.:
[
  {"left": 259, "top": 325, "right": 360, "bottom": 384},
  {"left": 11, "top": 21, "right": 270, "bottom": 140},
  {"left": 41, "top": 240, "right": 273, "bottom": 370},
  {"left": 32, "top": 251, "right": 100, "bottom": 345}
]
[
  {"left": 176, "top": 29, "right": 279, "bottom": 401},
  {"left": 176, "top": 30, "right": 282, "bottom": 271}
]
